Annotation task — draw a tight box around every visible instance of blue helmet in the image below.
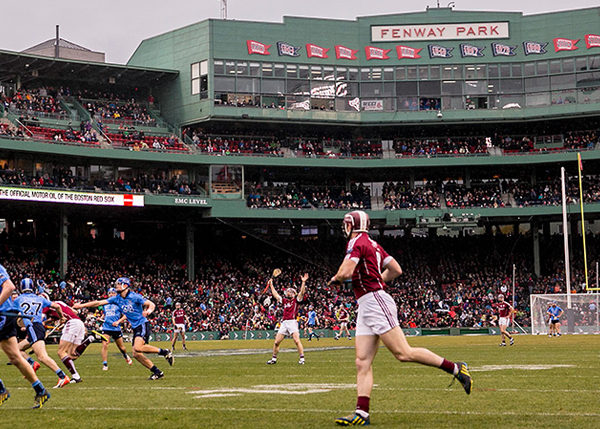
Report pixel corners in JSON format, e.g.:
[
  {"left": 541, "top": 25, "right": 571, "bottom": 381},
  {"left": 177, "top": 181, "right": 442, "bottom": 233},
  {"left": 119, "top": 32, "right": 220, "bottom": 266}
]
[
  {"left": 115, "top": 277, "right": 131, "bottom": 288},
  {"left": 107, "top": 287, "right": 117, "bottom": 294},
  {"left": 20, "top": 278, "right": 35, "bottom": 293}
]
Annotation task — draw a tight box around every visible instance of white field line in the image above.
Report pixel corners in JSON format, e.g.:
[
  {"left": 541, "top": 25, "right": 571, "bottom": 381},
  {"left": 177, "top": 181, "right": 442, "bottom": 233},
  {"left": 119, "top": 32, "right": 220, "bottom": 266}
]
[
  {"left": 173, "top": 346, "right": 353, "bottom": 357},
  {"left": 3, "top": 406, "right": 600, "bottom": 418}
]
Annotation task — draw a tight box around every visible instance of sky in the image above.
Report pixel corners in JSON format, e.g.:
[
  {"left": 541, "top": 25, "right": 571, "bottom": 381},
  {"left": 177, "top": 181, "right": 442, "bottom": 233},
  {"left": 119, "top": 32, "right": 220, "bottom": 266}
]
[{"left": 1, "top": 0, "right": 599, "bottom": 64}]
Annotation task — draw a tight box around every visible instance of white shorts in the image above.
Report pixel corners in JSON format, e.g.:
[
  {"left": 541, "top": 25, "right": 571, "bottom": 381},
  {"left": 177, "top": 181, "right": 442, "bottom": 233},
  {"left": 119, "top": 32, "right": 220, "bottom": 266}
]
[
  {"left": 61, "top": 319, "right": 86, "bottom": 345},
  {"left": 339, "top": 322, "right": 348, "bottom": 330},
  {"left": 174, "top": 323, "right": 186, "bottom": 333},
  {"left": 277, "top": 320, "right": 299, "bottom": 337},
  {"left": 356, "top": 290, "right": 399, "bottom": 336},
  {"left": 499, "top": 317, "right": 511, "bottom": 327}
]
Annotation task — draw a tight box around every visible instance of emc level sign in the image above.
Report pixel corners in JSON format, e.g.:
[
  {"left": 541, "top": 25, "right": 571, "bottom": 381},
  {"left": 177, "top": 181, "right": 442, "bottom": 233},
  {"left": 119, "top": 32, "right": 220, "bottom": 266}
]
[{"left": 371, "top": 22, "right": 509, "bottom": 42}]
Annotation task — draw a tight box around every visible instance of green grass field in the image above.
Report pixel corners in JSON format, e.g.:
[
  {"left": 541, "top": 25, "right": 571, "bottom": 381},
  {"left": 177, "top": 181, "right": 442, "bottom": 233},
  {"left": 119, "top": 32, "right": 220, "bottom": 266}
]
[{"left": 1, "top": 334, "right": 599, "bottom": 428}]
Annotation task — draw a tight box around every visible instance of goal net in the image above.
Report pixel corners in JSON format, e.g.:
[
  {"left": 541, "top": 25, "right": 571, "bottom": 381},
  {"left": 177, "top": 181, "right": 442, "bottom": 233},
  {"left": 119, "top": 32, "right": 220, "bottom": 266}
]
[{"left": 530, "top": 293, "right": 600, "bottom": 335}]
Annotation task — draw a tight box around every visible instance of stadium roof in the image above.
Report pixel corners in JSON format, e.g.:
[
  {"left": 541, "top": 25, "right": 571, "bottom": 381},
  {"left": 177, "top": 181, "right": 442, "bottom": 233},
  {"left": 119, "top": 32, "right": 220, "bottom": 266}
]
[{"left": 0, "top": 49, "right": 178, "bottom": 86}]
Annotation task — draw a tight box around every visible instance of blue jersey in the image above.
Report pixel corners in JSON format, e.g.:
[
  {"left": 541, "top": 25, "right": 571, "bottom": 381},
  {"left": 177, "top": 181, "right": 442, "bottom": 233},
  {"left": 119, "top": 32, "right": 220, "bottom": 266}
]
[
  {"left": 14, "top": 293, "right": 52, "bottom": 327},
  {"left": 102, "top": 303, "right": 123, "bottom": 332},
  {"left": 0, "top": 264, "right": 14, "bottom": 313},
  {"left": 107, "top": 291, "right": 148, "bottom": 328},
  {"left": 548, "top": 306, "right": 563, "bottom": 318},
  {"left": 307, "top": 310, "right": 317, "bottom": 325}
]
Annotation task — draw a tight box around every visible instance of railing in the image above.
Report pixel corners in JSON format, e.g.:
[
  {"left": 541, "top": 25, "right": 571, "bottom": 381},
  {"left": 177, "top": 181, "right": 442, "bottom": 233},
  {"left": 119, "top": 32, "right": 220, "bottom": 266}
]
[{"left": 8, "top": 107, "right": 76, "bottom": 122}]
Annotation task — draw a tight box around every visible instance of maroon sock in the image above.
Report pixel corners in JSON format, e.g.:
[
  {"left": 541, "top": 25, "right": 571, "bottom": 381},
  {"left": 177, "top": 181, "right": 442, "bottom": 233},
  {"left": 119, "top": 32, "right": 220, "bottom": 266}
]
[
  {"left": 440, "top": 358, "right": 456, "bottom": 375},
  {"left": 356, "top": 396, "right": 370, "bottom": 414},
  {"left": 74, "top": 338, "right": 92, "bottom": 357},
  {"left": 61, "top": 356, "right": 77, "bottom": 375}
]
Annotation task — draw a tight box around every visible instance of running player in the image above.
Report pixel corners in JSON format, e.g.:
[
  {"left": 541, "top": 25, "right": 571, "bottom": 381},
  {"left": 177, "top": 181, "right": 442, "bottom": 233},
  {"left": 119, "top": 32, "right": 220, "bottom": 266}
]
[
  {"left": 330, "top": 211, "right": 472, "bottom": 426},
  {"left": 74, "top": 277, "right": 173, "bottom": 379},
  {"left": 44, "top": 298, "right": 87, "bottom": 382},
  {"left": 14, "top": 279, "right": 71, "bottom": 388},
  {"left": 547, "top": 302, "right": 564, "bottom": 337},
  {"left": 335, "top": 303, "right": 352, "bottom": 340},
  {"left": 306, "top": 305, "right": 320, "bottom": 341},
  {"left": 496, "top": 294, "right": 515, "bottom": 346},
  {"left": 266, "top": 273, "right": 308, "bottom": 365},
  {"left": 171, "top": 302, "right": 188, "bottom": 351},
  {"left": 99, "top": 287, "right": 132, "bottom": 370},
  {"left": 0, "top": 265, "right": 50, "bottom": 408}
]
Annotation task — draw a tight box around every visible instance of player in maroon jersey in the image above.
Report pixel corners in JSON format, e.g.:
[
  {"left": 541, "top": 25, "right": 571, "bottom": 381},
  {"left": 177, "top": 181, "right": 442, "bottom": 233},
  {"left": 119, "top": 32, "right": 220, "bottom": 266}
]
[
  {"left": 44, "top": 299, "right": 88, "bottom": 383},
  {"left": 334, "top": 303, "right": 352, "bottom": 340},
  {"left": 496, "top": 294, "right": 514, "bottom": 346},
  {"left": 330, "top": 211, "right": 472, "bottom": 426},
  {"left": 171, "top": 302, "right": 188, "bottom": 351},
  {"left": 266, "top": 273, "right": 308, "bottom": 365}
]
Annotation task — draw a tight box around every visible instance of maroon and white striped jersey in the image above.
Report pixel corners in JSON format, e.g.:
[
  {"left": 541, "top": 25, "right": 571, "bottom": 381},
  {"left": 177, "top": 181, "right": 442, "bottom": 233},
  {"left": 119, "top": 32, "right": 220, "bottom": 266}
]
[
  {"left": 44, "top": 301, "right": 80, "bottom": 321},
  {"left": 281, "top": 297, "right": 299, "bottom": 321},
  {"left": 345, "top": 233, "right": 393, "bottom": 299}
]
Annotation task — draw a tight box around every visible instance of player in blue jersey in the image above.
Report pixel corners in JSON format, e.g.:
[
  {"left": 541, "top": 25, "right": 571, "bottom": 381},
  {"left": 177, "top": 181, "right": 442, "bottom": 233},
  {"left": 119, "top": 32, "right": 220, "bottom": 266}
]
[
  {"left": 100, "top": 287, "right": 132, "bottom": 370},
  {"left": 0, "top": 266, "right": 51, "bottom": 408},
  {"left": 547, "top": 302, "right": 564, "bottom": 337},
  {"left": 14, "top": 279, "right": 71, "bottom": 388},
  {"left": 74, "top": 277, "right": 173, "bottom": 379},
  {"left": 306, "top": 305, "right": 320, "bottom": 341}
]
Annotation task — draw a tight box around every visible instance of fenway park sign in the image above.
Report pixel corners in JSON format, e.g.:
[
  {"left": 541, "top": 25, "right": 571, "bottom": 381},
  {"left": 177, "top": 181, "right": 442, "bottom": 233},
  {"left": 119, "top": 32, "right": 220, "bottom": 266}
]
[{"left": 371, "top": 22, "right": 509, "bottom": 42}]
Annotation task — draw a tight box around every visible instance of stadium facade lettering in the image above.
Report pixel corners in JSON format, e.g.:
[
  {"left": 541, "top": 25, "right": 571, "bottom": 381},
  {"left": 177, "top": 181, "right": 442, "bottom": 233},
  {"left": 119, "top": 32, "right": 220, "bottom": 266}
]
[
  {"left": 0, "top": 187, "right": 144, "bottom": 207},
  {"left": 371, "top": 22, "right": 510, "bottom": 42}
]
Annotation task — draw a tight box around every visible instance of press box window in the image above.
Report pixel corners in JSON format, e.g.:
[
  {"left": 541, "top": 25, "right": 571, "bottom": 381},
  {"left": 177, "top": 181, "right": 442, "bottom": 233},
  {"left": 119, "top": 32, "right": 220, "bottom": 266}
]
[{"left": 191, "top": 60, "right": 209, "bottom": 98}]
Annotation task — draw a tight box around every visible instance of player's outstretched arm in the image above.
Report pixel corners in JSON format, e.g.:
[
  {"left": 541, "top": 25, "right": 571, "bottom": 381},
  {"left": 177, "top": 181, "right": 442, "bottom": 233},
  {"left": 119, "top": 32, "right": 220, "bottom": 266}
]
[
  {"left": 50, "top": 302, "right": 66, "bottom": 321},
  {"left": 73, "top": 299, "right": 109, "bottom": 309},
  {"left": 268, "top": 279, "right": 282, "bottom": 302},
  {"left": 298, "top": 273, "right": 308, "bottom": 301},
  {"left": 142, "top": 299, "right": 156, "bottom": 318},
  {"left": 381, "top": 258, "right": 402, "bottom": 283},
  {"left": 0, "top": 278, "right": 15, "bottom": 306}
]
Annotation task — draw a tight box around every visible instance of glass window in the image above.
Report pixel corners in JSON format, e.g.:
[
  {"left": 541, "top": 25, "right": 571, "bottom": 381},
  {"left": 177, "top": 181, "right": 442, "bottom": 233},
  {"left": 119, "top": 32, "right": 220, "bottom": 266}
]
[
  {"left": 418, "top": 66, "right": 429, "bottom": 80},
  {"left": 396, "top": 81, "right": 418, "bottom": 96},
  {"left": 552, "top": 90, "right": 577, "bottom": 105},
  {"left": 249, "top": 62, "right": 260, "bottom": 76},
  {"left": 442, "top": 96, "right": 464, "bottom": 110},
  {"left": 536, "top": 61, "right": 548, "bottom": 75},
  {"left": 576, "top": 57, "right": 588, "bottom": 72},
  {"left": 442, "top": 66, "right": 454, "bottom": 79},
  {"left": 361, "top": 82, "right": 382, "bottom": 97},
  {"left": 274, "top": 64, "right": 285, "bottom": 77},
  {"left": 213, "top": 76, "right": 235, "bottom": 92},
  {"left": 549, "top": 60, "right": 561, "bottom": 74},
  {"left": 524, "top": 62, "right": 536, "bottom": 77},
  {"left": 526, "top": 92, "right": 550, "bottom": 107},
  {"left": 407, "top": 66, "right": 417, "bottom": 79},
  {"left": 511, "top": 64, "right": 522, "bottom": 77},
  {"left": 323, "top": 66, "right": 335, "bottom": 81},
  {"left": 550, "top": 74, "right": 575, "bottom": 90},
  {"left": 464, "top": 65, "right": 477, "bottom": 79},
  {"left": 299, "top": 65, "right": 309, "bottom": 79},
  {"left": 370, "top": 68, "right": 382, "bottom": 80},
  {"left": 419, "top": 80, "right": 441, "bottom": 96},
  {"left": 475, "top": 65, "right": 486, "bottom": 79},
  {"left": 382, "top": 81, "right": 395, "bottom": 96},
  {"left": 442, "top": 80, "right": 462, "bottom": 95},
  {"left": 429, "top": 66, "right": 440, "bottom": 80},
  {"left": 213, "top": 60, "right": 224, "bottom": 75},
  {"left": 191, "top": 63, "right": 200, "bottom": 79},
  {"left": 310, "top": 81, "right": 335, "bottom": 99},
  {"left": 487, "top": 80, "right": 500, "bottom": 94},
  {"left": 225, "top": 61, "right": 236, "bottom": 75},
  {"left": 236, "top": 77, "right": 260, "bottom": 94},
  {"left": 453, "top": 65, "right": 464, "bottom": 79},
  {"left": 397, "top": 96, "right": 419, "bottom": 111},
  {"left": 395, "top": 66, "right": 406, "bottom": 80},
  {"left": 488, "top": 65, "right": 499, "bottom": 78},
  {"left": 360, "top": 68, "right": 370, "bottom": 80},
  {"left": 500, "top": 64, "right": 511, "bottom": 77},
  {"left": 286, "top": 65, "right": 297, "bottom": 78},
  {"left": 384, "top": 67, "right": 394, "bottom": 80},
  {"left": 562, "top": 59, "right": 575, "bottom": 73},
  {"left": 576, "top": 70, "right": 600, "bottom": 87},
  {"left": 236, "top": 62, "right": 248, "bottom": 75},
  {"left": 336, "top": 67, "right": 347, "bottom": 80},
  {"left": 262, "top": 63, "right": 273, "bottom": 77},
  {"left": 525, "top": 76, "right": 549, "bottom": 92},
  {"left": 590, "top": 56, "right": 600, "bottom": 70},
  {"left": 311, "top": 66, "right": 322, "bottom": 80},
  {"left": 336, "top": 81, "right": 358, "bottom": 97},
  {"left": 262, "top": 79, "right": 285, "bottom": 94},
  {"left": 502, "top": 78, "right": 523, "bottom": 93},
  {"left": 463, "top": 80, "right": 487, "bottom": 95},
  {"left": 348, "top": 68, "right": 359, "bottom": 81},
  {"left": 191, "top": 78, "right": 200, "bottom": 95}
]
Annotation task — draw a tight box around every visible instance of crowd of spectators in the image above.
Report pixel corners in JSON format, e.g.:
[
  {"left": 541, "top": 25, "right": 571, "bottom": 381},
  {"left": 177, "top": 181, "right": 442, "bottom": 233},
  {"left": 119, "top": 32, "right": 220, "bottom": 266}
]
[
  {"left": 394, "top": 136, "right": 489, "bottom": 157},
  {"left": 509, "top": 176, "right": 600, "bottom": 207},
  {"left": 1, "top": 87, "right": 66, "bottom": 117},
  {"left": 83, "top": 99, "right": 155, "bottom": 126},
  {"left": 106, "top": 126, "right": 185, "bottom": 151},
  {"left": 191, "top": 133, "right": 282, "bottom": 156},
  {"left": 382, "top": 182, "right": 441, "bottom": 210},
  {"left": 444, "top": 181, "right": 505, "bottom": 209},
  {"left": 246, "top": 182, "right": 371, "bottom": 210},
  {"left": 2, "top": 233, "right": 597, "bottom": 335}
]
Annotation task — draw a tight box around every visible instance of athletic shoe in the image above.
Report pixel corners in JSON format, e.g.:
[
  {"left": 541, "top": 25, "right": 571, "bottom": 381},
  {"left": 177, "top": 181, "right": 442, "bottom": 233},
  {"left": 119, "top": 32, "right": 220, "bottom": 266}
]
[
  {"left": 32, "top": 390, "right": 50, "bottom": 409},
  {"left": 102, "top": 365, "right": 109, "bottom": 371},
  {"left": 548, "top": 334, "right": 552, "bottom": 338},
  {"left": 298, "top": 358, "right": 305, "bottom": 365},
  {"left": 91, "top": 330, "right": 109, "bottom": 342},
  {"left": 126, "top": 356, "right": 133, "bottom": 365},
  {"left": 266, "top": 358, "right": 277, "bottom": 365},
  {"left": 557, "top": 333, "right": 562, "bottom": 336},
  {"left": 0, "top": 390, "right": 9, "bottom": 406},
  {"left": 335, "top": 413, "right": 370, "bottom": 426},
  {"left": 70, "top": 376, "right": 82, "bottom": 384},
  {"left": 148, "top": 371, "right": 164, "bottom": 380},
  {"left": 32, "top": 361, "right": 41, "bottom": 372},
  {"left": 499, "top": 342, "right": 506, "bottom": 347},
  {"left": 308, "top": 338, "right": 312, "bottom": 341},
  {"left": 509, "top": 338, "right": 514, "bottom": 346},
  {"left": 347, "top": 336, "right": 352, "bottom": 340},
  {"left": 454, "top": 362, "right": 473, "bottom": 395},
  {"left": 334, "top": 336, "right": 340, "bottom": 340},
  {"left": 164, "top": 350, "right": 174, "bottom": 366},
  {"left": 53, "top": 376, "right": 71, "bottom": 388},
  {"left": 183, "top": 345, "right": 188, "bottom": 351}
]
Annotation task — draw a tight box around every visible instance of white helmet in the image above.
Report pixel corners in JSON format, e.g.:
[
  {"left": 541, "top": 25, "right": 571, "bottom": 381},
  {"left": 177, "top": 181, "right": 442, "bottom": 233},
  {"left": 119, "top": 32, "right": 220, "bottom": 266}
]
[{"left": 343, "top": 210, "right": 370, "bottom": 238}]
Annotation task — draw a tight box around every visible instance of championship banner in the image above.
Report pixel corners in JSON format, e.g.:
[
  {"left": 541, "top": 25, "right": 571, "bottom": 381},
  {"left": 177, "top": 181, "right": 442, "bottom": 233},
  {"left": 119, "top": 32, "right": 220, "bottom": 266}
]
[
  {"left": 460, "top": 43, "right": 485, "bottom": 57},
  {"left": 553, "top": 38, "right": 579, "bottom": 52},
  {"left": 246, "top": 40, "right": 271, "bottom": 55},
  {"left": 523, "top": 41, "right": 548, "bottom": 55},
  {"left": 396, "top": 45, "right": 422, "bottom": 59},
  {"left": 361, "top": 100, "right": 384, "bottom": 111},
  {"left": 277, "top": 41, "right": 301, "bottom": 57},
  {"left": 491, "top": 42, "right": 516, "bottom": 56},
  {"left": 306, "top": 43, "right": 329, "bottom": 58},
  {"left": 365, "top": 46, "right": 391, "bottom": 60},
  {"left": 0, "top": 187, "right": 144, "bottom": 207},
  {"left": 335, "top": 45, "right": 358, "bottom": 60},
  {"left": 348, "top": 97, "right": 360, "bottom": 112},
  {"left": 585, "top": 34, "right": 600, "bottom": 48},
  {"left": 428, "top": 44, "right": 453, "bottom": 58}
]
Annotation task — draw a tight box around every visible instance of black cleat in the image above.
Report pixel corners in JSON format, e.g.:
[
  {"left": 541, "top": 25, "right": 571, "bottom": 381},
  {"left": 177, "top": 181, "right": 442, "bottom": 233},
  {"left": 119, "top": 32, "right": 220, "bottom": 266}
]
[
  {"left": 149, "top": 371, "right": 164, "bottom": 380},
  {"left": 0, "top": 390, "right": 10, "bottom": 406},
  {"left": 335, "top": 413, "right": 370, "bottom": 426},
  {"left": 454, "top": 362, "right": 473, "bottom": 395},
  {"left": 33, "top": 390, "right": 50, "bottom": 409},
  {"left": 266, "top": 358, "right": 277, "bottom": 365},
  {"left": 164, "top": 350, "right": 174, "bottom": 366}
]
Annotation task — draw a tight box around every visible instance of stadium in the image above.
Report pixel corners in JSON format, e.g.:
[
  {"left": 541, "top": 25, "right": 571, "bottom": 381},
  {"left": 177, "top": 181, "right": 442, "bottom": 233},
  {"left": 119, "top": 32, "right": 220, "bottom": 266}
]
[{"left": 0, "top": 3, "right": 599, "bottom": 427}]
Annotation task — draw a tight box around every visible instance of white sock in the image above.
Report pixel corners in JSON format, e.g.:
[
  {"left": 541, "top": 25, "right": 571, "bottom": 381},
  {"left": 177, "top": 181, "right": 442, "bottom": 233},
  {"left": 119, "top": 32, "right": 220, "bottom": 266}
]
[
  {"left": 453, "top": 364, "right": 459, "bottom": 376},
  {"left": 356, "top": 409, "right": 369, "bottom": 418}
]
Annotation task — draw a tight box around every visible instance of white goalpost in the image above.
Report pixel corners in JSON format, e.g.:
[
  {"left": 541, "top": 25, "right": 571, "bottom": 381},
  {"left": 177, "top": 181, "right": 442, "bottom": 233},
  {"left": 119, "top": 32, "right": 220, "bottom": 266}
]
[{"left": 530, "top": 293, "right": 600, "bottom": 335}]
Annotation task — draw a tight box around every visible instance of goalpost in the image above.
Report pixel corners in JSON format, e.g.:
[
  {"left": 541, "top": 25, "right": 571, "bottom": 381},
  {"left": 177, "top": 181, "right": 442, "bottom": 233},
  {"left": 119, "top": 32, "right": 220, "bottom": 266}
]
[{"left": 530, "top": 293, "right": 600, "bottom": 335}]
